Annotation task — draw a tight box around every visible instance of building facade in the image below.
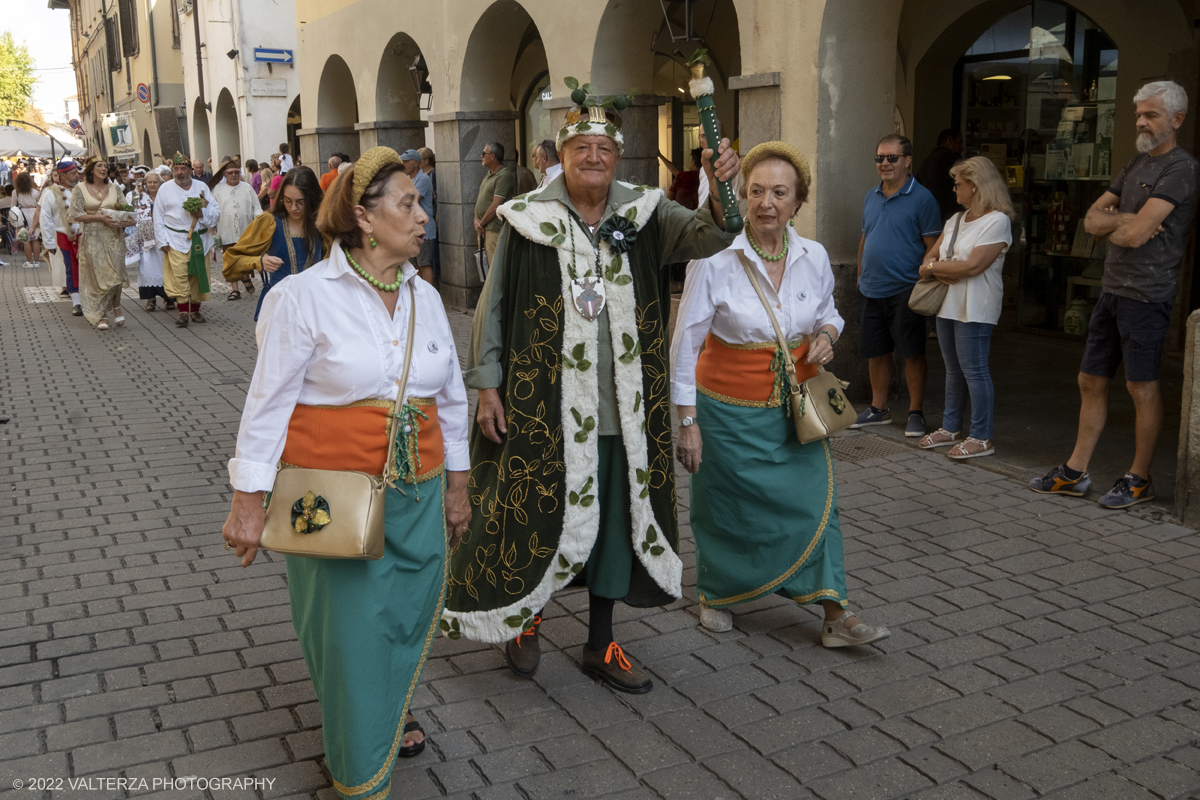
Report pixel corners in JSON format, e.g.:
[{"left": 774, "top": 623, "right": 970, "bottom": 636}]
[
  {"left": 178, "top": 0, "right": 301, "bottom": 168},
  {"left": 56, "top": 0, "right": 187, "bottom": 164}
]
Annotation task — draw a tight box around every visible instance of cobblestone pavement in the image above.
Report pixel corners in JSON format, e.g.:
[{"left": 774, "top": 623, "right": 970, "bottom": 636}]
[{"left": 4, "top": 257, "right": 1200, "bottom": 800}]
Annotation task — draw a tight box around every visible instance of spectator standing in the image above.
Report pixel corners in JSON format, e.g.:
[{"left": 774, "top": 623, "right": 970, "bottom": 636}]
[
  {"left": 916, "top": 129, "right": 965, "bottom": 223},
  {"left": 256, "top": 159, "right": 275, "bottom": 210},
  {"left": 246, "top": 160, "right": 262, "bottom": 198},
  {"left": 419, "top": 147, "right": 440, "bottom": 281},
  {"left": 667, "top": 148, "right": 703, "bottom": 210},
  {"left": 473, "top": 142, "right": 514, "bottom": 265},
  {"left": 532, "top": 139, "right": 562, "bottom": 190},
  {"left": 1031, "top": 81, "right": 1199, "bottom": 508},
  {"left": 851, "top": 133, "right": 942, "bottom": 438},
  {"left": 401, "top": 149, "right": 437, "bottom": 287},
  {"left": 278, "top": 143, "right": 293, "bottom": 174},
  {"left": 191, "top": 159, "right": 210, "bottom": 182},
  {"left": 916, "top": 157, "right": 1015, "bottom": 460},
  {"left": 319, "top": 154, "right": 342, "bottom": 192}
]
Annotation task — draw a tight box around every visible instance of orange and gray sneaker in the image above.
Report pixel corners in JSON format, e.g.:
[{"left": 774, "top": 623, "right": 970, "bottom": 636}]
[
  {"left": 1029, "top": 464, "right": 1092, "bottom": 497},
  {"left": 1098, "top": 473, "right": 1154, "bottom": 509}
]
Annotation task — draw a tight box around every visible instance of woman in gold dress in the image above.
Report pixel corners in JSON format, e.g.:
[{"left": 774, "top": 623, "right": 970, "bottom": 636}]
[{"left": 69, "top": 160, "right": 130, "bottom": 330}]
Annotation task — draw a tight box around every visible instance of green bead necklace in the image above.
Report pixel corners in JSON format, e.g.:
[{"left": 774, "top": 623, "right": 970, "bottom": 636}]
[
  {"left": 746, "top": 229, "right": 789, "bottom": 262},
  {"left": 344, "top": 248, "right": 403, "bottom": 292}
]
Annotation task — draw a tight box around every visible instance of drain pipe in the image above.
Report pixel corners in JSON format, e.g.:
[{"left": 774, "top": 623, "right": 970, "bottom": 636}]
[
  {"left": 192, "top": 0, "right": 210, "bottom": 111},
  {"left": 146, "top": 0, "right": 160, "bottom": 107}
]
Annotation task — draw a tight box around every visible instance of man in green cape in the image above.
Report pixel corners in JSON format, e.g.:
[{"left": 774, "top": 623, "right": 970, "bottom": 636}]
[{"left": 442, "top": 89, "right": 740, "bottom": 693}]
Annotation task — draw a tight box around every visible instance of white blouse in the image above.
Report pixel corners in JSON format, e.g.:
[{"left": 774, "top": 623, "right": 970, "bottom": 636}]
[
  {"left": 228, "top": 245, "right": 470, "bottom": 493},
  {"left": 670, "top": 227, "right": 845, "bottom": 406},
  {"left": 937, "top": 210, "right": 1012, "bottom": 326}
]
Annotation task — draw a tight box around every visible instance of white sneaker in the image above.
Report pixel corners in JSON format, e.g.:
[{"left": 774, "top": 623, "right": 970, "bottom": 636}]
[
  {"left": 699, "top": 606, "right": 733, "bottom": 632},
  {"left": 822, "top": 613, "right": 890, "bottom": 648}
]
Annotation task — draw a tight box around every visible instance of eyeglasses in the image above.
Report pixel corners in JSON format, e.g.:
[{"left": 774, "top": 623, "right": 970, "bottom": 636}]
[{"left": 874, "top": 154, "right": 904, "bottom": 164}]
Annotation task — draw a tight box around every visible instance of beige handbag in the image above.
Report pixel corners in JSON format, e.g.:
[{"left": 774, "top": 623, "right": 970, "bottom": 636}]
[
  {"left": 737, "top": 253, "right": 856, "bottom": 445},
  {"left": 908, "top": 211, "right": 963, "bottom": 316},
  {"left": 259, "top": 281, "right": 417, "bottom": 560}
]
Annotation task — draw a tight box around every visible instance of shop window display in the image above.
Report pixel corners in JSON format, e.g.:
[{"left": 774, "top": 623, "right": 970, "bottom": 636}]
[{"left": 958, "top": 1, "right": 1117, "bottom": 333}]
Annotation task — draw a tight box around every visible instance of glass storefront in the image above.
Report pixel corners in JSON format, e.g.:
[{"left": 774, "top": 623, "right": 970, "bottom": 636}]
[{"left": 958, "top": 1, "right": 1118, "bottom": 334}]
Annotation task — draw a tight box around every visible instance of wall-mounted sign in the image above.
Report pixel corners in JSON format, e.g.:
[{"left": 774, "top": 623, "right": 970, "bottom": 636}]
[
  {"left": 253, "top": 48, "right": 293, "bottom": 64},
  {"left": 249, "top": 79, "right": 288, "bottom": 97},
  {"left": 136, "top": 83, "right": 150, "bottom": 104},
  {"left": 68, "top": 119, "right": 82, "bottom": 130},
  {"left": 101, "top": 112, "right": 137, "bottom": 155}
]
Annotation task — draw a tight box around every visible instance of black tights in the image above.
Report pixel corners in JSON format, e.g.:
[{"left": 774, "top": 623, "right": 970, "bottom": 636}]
[{"left": 586, "top": 593, "right": 615, "bottom": 651}]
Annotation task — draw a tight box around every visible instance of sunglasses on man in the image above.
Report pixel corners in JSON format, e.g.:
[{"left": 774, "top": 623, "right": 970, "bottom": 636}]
[{"left": 874, "top": 154, "right": 904, "bottom": 164}]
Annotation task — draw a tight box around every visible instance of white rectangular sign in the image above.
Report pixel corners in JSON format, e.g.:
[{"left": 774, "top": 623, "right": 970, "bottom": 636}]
[{"left": 250, "top": 79, "right": 288, "bottom": 97}]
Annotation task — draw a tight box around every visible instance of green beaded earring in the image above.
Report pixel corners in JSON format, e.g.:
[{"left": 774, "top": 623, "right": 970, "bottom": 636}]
[{"left": 368, "top": 235, "right": 378, "bottom": 248}]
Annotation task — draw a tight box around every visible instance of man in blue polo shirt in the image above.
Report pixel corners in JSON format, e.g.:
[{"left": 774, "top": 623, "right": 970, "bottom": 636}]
[{"left": 852, "top": 133, "right": 943, "bottom": 438}]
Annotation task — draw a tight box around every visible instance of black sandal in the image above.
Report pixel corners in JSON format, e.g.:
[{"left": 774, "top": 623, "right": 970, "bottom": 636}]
[
  {"left": 227, "top": 289, "right": 241, "bottom": 301},
  {"left": 398, "top": 717, "right": 425, "bottom": 758},
  {"left": 244, "top": 279, "right": 255, "bottom": 295}
]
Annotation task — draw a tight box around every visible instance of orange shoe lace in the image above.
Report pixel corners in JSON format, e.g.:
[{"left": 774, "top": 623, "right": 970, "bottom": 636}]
[
  {"left": 515, "top": 615, "right": 541, "bottom": 648},
  {"left": 603, "top": 642, "right": 633, "bottom": 672}
]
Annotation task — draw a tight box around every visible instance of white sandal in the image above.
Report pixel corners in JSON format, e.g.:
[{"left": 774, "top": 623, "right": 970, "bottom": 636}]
[
  {"left": 947, "top": 437, "right": 994, "bottom": 460},
  {"left": 918, "top": 428, "right": 960, "bottom": 450},
  {"left": 114, "top": 315, "right": 125, "bottom": 327},
  {"left": 96, "top": 320, "right": 109, "bottom": 331}
]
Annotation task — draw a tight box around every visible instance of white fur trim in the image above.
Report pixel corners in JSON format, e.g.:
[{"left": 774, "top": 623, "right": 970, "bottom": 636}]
[
  {"left": 556, "top": 123, "right": 625, "bottom": 155},
  {"left": 444, "top": 184, "right": 681, "bottom": 644},
  {"left": 688, "top": 76, "right": 715, "bottom": 98}
]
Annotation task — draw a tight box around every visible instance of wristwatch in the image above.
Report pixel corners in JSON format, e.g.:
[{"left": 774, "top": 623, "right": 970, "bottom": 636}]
[{"left": 680, "top": 416, "right": 697, "bottom": 428}]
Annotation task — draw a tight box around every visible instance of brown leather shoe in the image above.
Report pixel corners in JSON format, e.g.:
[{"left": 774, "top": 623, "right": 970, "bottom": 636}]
[
  {"left": 504, "top": 616, "right": 541, "bottom": 677},
  {"left": 190, "top": 311, "right": 207, "bottom": 323},
  {"left": 581, "top": 642, "right": 653, "bottom": 694},
  {"left": 174, "top": 312, "right": 189, "bottom": 328}
]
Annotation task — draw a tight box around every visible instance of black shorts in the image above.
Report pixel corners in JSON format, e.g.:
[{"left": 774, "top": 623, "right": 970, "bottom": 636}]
[
  {"left": 859, "top": 289, "right": 927, "bottom": 360},
  {"left": 415, "top": 238, "right": 435, "bottom": 268},
  {"left": 1080, "top": 292, "right": 1173, "bottom": 383}
]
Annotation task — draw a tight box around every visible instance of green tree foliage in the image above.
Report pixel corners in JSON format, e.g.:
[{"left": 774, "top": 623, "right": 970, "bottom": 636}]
[{"left": 0, "top": 32, "right": 37, "bottom": 126}]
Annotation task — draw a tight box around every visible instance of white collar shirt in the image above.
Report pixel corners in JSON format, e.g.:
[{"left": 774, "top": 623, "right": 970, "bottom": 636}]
[
  {"left": 536, "top": 163, "right": 563, "bottom": 190},
  {"left": 153, "top": 179, "right": 221, "bottom": 254},
  {"left": 670, "top": 226, "right": 845, "bottom": 406},
  {"left": 38, "top": 185, "right": 75, "bottom": 249},
  {"left": 228, "top": 244, "right": 470, "bottom": 493}
]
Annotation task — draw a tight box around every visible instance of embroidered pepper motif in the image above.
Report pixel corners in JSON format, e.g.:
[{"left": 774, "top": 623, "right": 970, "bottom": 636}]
[
  {"left": 291, "top": 491, "right": 331, "bottom": 534},
  {"left": 828, "top": 389, "right": 847, "bottom": 415}
]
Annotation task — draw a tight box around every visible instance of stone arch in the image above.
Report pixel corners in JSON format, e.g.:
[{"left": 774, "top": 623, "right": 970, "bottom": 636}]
[
  {"left": 214, "top": 88, "right": 240, "bottom": 162},
  {"left": 192, "top": 99, "right": 212, "bottom": 162},
  {"left": 376, "top": 32, "right": 424, "bottom": 122},
  {"left": 459, "top": 0, "right": 542, "bottom": 114},
  {"left": 317, "top": 55, "right": 359, "bottom": 127}
]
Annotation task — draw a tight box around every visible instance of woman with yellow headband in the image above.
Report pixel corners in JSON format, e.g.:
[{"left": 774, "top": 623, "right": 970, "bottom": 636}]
[
  {"left": 221, "top": 147, "right": 471, "bottom": 798},
  {"left": 670, "top": 142, "right": 889, "bottom": 647}
]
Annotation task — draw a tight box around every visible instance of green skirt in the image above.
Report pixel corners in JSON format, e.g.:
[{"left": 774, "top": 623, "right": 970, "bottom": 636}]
[
  {"left": 692, "top": 393, "right": 848, "bottom": 609},
  {"left": 286, "top": 477, "right": 447, "bottom": 800}
]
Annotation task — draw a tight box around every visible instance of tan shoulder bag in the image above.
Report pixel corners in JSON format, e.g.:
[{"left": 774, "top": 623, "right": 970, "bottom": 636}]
[
  {"left": 737, "top": 252, "right": 856, "bottom": 445},
  {"left": 259, "top": 281, "right": 417, "bottom": 559}
]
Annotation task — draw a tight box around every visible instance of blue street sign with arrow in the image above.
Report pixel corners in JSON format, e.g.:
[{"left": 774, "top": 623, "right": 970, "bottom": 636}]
[{"left": 253, "top": 48, "right": 294, "bottom": 64}]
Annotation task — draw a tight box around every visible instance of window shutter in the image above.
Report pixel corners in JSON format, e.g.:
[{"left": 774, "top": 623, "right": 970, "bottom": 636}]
[
  {"left": 118, "top": 0, "right": 139, "bottom": 58},
  {"left": 105, "top": 17, "right": 122, "bottom": 72}
]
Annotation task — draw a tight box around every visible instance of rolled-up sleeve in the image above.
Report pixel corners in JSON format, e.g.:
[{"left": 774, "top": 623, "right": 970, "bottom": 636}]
[
  {"left": 228, "top": 286, "right": 315, "bottom": 492},
  {"left": 656, "top": 196, "right": 737, "bottom": 265},
  {"left": 669, "top": 257, "right": 718, "bottom": 406},
  {"left": 432, "top": 306, "right": 471, "bottom": 472},
  {"left": 814, "top": 249, "right": 845, "bottom": 336},
  {"left": 464, "top": 225, "right": 510, "bottom": 390}
]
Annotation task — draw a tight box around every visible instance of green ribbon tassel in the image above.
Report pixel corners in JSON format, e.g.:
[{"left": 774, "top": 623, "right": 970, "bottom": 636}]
[
  {"left": 188, "top": 229, "right": 211, "bottom": 294},
  {"left": 770, "top": 340, "right": 803, "bottom": 416},
  {"left": 390, "top": 403, "right": 429, "bottom": 499}
]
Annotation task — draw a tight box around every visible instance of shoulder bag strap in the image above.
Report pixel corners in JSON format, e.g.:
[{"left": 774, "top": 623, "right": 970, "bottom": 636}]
[
  {"left": 734, "top": 250, "right": 807, "bottom": 396},
  {"left": 946, "top": 211, "right": 964, "bottom": 260},
  {"left": 381, "top": 280, "right": 418, "bottom": 486}
]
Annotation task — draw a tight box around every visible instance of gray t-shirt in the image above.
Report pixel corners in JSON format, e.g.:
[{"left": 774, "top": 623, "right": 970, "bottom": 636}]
[{"left": 1103, "top": 146, "right": 1199, "bottom": 303}]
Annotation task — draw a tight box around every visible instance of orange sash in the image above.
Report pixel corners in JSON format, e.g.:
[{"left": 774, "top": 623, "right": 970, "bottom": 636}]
[
  {"left": 281, "top": 398, "right": 444, "bottom": 482},
  {"left": 695, "top": 333, "right": 818, "bottom": 407}
]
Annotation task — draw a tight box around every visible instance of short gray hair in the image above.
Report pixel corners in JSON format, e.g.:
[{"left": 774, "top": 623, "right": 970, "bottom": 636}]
[{"left": 1134, "top": 81, "right": 1188, "bottom": 118}]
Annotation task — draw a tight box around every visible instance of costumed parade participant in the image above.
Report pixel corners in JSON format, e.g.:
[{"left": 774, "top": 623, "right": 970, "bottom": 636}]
[
  {"left": 671, "top": 141, "right": 890, "bottom": 647},
  {"left": 222, "top": 167, "right": 327, "bottom": 321},
  {"left": 40, "top": 159, "right": 82, "bottom": 314},
  {"left": 126, "top": 168, "right": 173, "bottom": 311},
  {"left": 69, "top": 159, "right": 130, "bottom": 330},
  {"left": 223, "top": 147, "right": 470, "bottom": 799},
  {"left": 154, "top": 152, "right": 220, "bottom": 327},
  {"left": 209, "top": 157, "right": 262, "bottom": 300},
  {"left": 444, "top": 79, "right": 741, "bottom": 694}
]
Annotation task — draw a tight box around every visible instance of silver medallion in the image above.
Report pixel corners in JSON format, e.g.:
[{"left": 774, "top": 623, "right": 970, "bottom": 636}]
[{"left": 570, "top": 277, "right": 606, "bottom": 321}]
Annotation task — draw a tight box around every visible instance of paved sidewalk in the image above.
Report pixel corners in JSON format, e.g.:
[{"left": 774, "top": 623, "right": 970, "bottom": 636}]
[{"left": 3, "top": 257, "right": 1200, "bottom": 800}]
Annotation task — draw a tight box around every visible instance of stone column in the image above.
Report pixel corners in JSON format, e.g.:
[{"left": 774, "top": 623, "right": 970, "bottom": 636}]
[
  {"left": 430, "top": 111, "right": 518, "bottom": 310},
  {"left": 355, "top": 120, "right": 429, "bottom": 156},
  {"left": 296, "top": 126, "right": 361, "bottom": 174},
  {"left": 1177, "top": 309, "right": 1200, "bottom": 525}
]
